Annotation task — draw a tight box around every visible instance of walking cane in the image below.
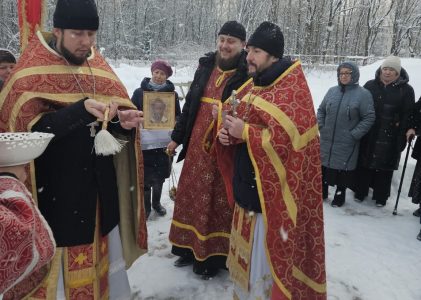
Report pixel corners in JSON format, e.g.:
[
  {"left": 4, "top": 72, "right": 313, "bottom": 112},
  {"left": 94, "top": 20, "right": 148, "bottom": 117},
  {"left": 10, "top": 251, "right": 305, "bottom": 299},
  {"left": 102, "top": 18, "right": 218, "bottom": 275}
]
[{"left": 393, "top": 135, "right": 414, "bottom": 215}]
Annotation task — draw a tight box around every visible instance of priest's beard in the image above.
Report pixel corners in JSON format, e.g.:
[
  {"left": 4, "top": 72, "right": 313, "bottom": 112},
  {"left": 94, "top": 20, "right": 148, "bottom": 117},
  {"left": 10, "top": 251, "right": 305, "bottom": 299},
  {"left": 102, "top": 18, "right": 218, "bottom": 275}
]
[
  {"left": 59, "top": 40, "right": 87, "bottom": 66},
  {"left": 216, "top": 52, "right": 241, "bottom": 71}
]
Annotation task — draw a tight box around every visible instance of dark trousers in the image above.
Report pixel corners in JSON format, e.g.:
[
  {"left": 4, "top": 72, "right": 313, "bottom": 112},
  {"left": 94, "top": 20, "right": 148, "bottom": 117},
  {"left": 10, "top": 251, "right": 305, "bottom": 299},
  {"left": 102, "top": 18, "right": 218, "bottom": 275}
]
[
  {"left": 322, "top": 182, "right": 346, "bottom": 196},
  {"left": 321, "top": 166, "right": 349, "bottom": 200},
  {"left": 409, "top": 160, "right": 421, "bottom": 204},
  {"left": 354, "top": 167, "right": 394, "bottom": 201},
  {"left": 144, "top": 181, "right": 164, "bottom": 215}
]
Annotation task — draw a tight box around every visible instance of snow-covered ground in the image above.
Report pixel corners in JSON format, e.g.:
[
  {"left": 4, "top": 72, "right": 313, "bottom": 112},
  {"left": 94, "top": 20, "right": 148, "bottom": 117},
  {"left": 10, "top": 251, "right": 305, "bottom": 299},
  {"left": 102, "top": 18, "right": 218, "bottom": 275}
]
[{"left": 113, "top": 58, "right": 421, "bottom": 300}]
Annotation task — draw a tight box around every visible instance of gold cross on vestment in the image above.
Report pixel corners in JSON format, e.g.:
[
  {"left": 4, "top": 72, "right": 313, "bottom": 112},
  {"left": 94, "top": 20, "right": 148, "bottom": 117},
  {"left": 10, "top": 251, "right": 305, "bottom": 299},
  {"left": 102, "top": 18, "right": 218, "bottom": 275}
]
[{"left": 74, "top": 253, "right": 88, "bottom": 265}]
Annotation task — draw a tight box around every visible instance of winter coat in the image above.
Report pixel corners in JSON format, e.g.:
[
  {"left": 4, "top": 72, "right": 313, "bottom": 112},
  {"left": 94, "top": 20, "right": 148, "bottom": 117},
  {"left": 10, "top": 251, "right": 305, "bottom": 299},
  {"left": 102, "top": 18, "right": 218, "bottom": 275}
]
[
  {"left": 131, "top": 78, "right": 181, "bottom": 182},
  {"left": 131, "top": 77, "right": 181, "bottom": 115},
  {"left": 409, "top": 98, "right": 421, "bottom": 160},
  {"left": 318, "top": 62, "right": 375, "bottom": 171},
  {"left": 171, "top": 50, "right": 249, "bottom": 162},
  {"left": 358, "top": 67, "right": 415, "bottom": 170}
]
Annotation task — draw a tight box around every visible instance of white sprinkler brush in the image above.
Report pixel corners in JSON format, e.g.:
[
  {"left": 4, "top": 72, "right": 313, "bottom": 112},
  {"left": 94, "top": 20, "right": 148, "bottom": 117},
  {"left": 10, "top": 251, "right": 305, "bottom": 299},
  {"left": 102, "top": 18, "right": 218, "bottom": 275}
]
[{"left": 94, "top": 106, "right": 125, "bottom": 155}]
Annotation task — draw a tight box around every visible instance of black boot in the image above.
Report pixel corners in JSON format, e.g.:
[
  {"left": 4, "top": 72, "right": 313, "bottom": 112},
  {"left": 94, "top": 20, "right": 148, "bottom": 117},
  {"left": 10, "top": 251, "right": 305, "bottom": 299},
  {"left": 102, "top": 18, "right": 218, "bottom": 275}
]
[
  {"left": 413, "top": 207, "right": 421, "bottom": 217},
  {"left": 152, "top": 182, "right": 166, "bottom": 216},
  {"left": 192, "top": 261, "right": 219, "bottom": 280},
  {"left": 153, "top": 203, "right": 167, "bottom": 216},
  {"left": 331, "top": 186, "right": 346, "bottom": 207},
  {"left": 322, "top": 182, "right": 328, "bottom": 200},
  {"left": 200, "top": 267, "right": 219, "bottom": 280},
  {"left": 354, "top": 186, "right": 367, "bottom": 202},
  {"left": 174, "top": 255, "right": 194, "bottom": 267},
  {"left": 417, "top": 229, "right": 421, "bottom": 241},
  {"left": 375, "top": 198, "right": 387, "bottom": 207},
  {"left": 354, "top": 192, "right": 365, "bottom": 202}
]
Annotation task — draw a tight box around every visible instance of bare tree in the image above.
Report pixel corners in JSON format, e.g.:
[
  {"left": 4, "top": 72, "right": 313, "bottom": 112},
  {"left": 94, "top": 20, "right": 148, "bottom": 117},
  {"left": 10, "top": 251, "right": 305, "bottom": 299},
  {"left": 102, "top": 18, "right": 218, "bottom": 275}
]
[
  {"left": 1, "top": 0, "right": 421, "bottom": 62},
  {"left": 390, "top": 0, "right": 421, "bottom": 55},
  {"left": 322, "top": 0, "right": 343, "bottom": 59},
  {"left": 361, "top": 0, "right": 394, "bottom": 57}
]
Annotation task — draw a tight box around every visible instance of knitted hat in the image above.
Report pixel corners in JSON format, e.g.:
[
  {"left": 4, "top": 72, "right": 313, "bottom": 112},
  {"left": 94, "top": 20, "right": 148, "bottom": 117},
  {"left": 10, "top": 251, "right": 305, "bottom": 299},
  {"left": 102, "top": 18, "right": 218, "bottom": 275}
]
[
  {"left": 218, "top": 21, "right": 246, "bottom": 41},
  {"left": 53, "top": 0, "right": 99, "bottom": 30},
  {"left": 381, "top": 56, "right": 401, "bottom": 74},
  {"left": 151, "top": 60, "right": 173, "bottom": 78},
  {"left": 247, "top": 22, "right": 284, "bottom": 58},
  {"left": 0, "top": 49, "right": 16, "bottom": 64}
]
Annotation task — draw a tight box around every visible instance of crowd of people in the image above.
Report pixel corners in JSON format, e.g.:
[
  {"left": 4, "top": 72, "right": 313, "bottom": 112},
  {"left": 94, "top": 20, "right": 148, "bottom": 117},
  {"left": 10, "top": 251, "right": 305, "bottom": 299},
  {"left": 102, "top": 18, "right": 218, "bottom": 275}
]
[
  {"left": 0, "top": 0, "right": 419, "bottom": 299},
  {"left": 317, "top": 56, "right": 420, "bottom": 240}
]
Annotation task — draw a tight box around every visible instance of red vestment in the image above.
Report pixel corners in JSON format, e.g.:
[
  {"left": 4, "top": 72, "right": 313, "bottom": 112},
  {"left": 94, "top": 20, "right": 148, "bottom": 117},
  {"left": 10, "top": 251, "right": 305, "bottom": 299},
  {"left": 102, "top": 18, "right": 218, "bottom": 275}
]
[
  {"left": 0, "top": 175, "right": 55, "bottom": 295},
  {"left": 217, "top": 61, "right": 327, "bottom": 299},
  {"left": 0, "top": 31, "right": 147, "bottom": 299},
  {"left": 169, "top": 67, "right": 238, "bottom": 260}
]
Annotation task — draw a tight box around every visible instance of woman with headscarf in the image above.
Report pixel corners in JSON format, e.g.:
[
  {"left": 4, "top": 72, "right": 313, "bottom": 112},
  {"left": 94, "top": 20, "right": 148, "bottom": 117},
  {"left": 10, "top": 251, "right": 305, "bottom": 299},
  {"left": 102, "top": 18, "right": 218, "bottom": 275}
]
[
  {"left": 131, "top": 60, "right": 181, "bottom": 218},
  {"left": 318, "top": 61, "right": 375, "bottom": 207}
]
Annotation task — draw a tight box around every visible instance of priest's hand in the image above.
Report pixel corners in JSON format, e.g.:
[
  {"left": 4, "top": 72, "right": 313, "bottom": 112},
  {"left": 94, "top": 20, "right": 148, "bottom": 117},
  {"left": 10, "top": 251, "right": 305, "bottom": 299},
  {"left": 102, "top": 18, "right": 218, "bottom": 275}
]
[
  {"left": 166, "top": 140, "right": 179, "bottom": 156},
  {"left": 224, "top": 115, "right": 244, "bottom": 139},
  {"left": 108, "top": 102, "right": 119, "bottom": 120},
  {"left": 218, "top": 128, "right": 230, "bottom": 146},
  {"left": 118, "top": 109, "right": 143, "bottom": 129},
  {"left": 84, "top": 98, "right": 107, "bottom": 119}
]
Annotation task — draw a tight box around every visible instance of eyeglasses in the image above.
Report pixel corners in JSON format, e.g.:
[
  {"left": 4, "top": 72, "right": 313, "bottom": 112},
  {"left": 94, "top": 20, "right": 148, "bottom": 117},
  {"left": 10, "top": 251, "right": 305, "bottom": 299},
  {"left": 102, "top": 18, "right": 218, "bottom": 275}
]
[{"left": 339, "top": 72, "right": 352, "bottom": 77}]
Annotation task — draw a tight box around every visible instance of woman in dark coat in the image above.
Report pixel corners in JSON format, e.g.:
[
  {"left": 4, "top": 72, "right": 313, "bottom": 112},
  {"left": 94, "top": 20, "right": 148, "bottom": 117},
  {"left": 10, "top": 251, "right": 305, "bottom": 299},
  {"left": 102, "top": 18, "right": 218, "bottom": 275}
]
[
  {"left": 354, "top": 56, "right": 415, "bottom": 207},
  {"left": 131, "top": 60, "right": 181, "bottom": 218},
  {"left": 406, "top": 98, "right": 421, "bottom": 240},
  {"left": 317, "top": 61, "right": 375, "bottom": 207}
]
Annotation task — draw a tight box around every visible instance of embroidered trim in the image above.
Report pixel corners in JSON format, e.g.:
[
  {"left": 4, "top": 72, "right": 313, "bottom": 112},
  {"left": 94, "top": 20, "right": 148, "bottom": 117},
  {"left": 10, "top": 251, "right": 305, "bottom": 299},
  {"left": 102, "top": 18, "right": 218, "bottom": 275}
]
[
  {"left": 227, "top": 205, "right": 256, "bottom": 293},
  {"left": 292, "top": 266, "right": 327, "bottom": 293},
  {"left": 169, "top": 242, "right": 228, "bottom": 262},
  {"left": 261, "top": 129, "right": 297, "bottom": 226},
  {"left": 171, "top": 220, "right": 231, "bottom": 240},
  {"left": 250, "top": 95, "right": 319, "bottom": 150}
]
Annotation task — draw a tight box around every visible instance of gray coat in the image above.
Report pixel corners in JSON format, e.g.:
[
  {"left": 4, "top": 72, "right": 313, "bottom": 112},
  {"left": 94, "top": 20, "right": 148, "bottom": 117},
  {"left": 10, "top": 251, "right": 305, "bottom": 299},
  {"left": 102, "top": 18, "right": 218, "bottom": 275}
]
[{"left": 317, "top": 62, "right": 375, "bottom": 171}]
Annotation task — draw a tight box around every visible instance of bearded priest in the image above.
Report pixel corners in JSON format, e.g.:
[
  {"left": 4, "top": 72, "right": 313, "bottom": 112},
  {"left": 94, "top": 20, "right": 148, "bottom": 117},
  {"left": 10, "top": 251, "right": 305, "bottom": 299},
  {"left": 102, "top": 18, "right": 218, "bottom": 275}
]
[{"left": 0, "top": 0, "right": 147, "bottom": 299}]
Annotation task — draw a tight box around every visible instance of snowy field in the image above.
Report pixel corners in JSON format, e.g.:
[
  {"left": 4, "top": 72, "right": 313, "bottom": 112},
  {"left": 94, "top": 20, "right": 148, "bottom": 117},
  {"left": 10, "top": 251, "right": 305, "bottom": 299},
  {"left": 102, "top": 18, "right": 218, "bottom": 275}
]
[{"left": 112, "top": 58, "right": 421, "bottom": 300}]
